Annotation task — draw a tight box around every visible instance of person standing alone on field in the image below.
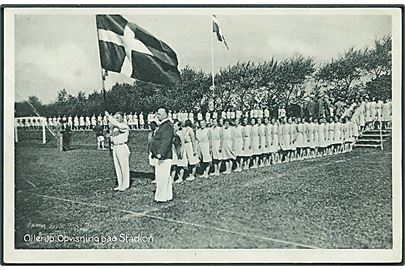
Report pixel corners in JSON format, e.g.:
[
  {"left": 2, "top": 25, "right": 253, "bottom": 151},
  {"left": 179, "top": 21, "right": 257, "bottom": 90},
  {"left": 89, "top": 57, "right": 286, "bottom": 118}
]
[
  {"left": 55, "top": 120, "right": 63, "bottom": 151},
  {"left": 93, "top": 121, "right": 105, "bottom": 150},
  {"left": 106, "top": 111, "right": 131, "bottom": 192},
  {"left": 62, "top": 121, "right": 72, "bottom": 151},
  {"left": 151, "top": 107, "right": 174, "bottom": 203}
]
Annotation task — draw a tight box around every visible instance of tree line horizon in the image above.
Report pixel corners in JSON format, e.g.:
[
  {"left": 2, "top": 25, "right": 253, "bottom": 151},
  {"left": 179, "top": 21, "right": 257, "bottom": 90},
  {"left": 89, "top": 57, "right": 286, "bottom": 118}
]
[{"left": 15, "top": 36, "right": 391, "bottom": 117}]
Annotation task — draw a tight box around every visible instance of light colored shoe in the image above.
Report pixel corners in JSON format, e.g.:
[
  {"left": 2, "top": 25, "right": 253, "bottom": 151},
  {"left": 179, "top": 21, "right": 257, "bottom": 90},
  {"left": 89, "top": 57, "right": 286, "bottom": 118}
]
[
  {"left": 174, "top": 179, "right": 183, "bottom": 184},
  {"left": 186, "top": 176, "right": 195, "bottom": 181},
  {"left": 151, "top": 179, "right": 156, "bottom": 184},
  {"left": 113, "top": 187, "right": 121, "bottom": 191}
]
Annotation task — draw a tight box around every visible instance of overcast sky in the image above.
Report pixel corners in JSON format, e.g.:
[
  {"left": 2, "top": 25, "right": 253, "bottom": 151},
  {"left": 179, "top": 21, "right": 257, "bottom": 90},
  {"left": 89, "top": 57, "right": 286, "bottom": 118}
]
[{"left": 14, "top": 10, "right": 391, "bottom": 103}]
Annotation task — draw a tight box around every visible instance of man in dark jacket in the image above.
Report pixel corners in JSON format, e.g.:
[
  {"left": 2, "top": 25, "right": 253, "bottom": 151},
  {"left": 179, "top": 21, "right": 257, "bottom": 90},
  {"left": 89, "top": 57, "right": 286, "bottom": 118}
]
[
  {"left": 62, "top": 121, "right": 72, "bottom": 151},
  {"left": 151, "top": 107, "right": 174, "bottom": 202}
]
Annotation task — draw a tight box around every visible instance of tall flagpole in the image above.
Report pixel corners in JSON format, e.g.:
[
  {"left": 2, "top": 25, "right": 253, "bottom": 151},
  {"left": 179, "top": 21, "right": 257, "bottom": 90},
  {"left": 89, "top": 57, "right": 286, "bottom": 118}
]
[
  {"left": 95, "top": 16, "right": 107, "bottom": 113},
  {"left": 210, "top": 15, "right": 215, "bottom": 98}
]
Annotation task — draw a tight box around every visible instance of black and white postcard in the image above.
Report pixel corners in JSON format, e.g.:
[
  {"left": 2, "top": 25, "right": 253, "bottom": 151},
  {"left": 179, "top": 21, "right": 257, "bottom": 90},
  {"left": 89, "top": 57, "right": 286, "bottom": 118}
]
[{"left": 2, "top": 5, "right": 403, "bottom": 264}]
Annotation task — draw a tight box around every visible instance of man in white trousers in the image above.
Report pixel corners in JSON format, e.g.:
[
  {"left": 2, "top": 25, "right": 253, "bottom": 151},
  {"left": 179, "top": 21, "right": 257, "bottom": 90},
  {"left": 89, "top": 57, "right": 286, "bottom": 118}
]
[
  {"left": 151, "top": 107, "right": 174, "bottom": 203},
  {"left": 106, "top": 111, "right": 130, "bottom": 192}
]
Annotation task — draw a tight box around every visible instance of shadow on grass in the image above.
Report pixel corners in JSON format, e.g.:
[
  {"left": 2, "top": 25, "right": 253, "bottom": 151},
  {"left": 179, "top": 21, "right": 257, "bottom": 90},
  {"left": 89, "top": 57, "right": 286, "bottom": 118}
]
[{"left": 130, "top": 170, "right": 154, "bottom": 180}]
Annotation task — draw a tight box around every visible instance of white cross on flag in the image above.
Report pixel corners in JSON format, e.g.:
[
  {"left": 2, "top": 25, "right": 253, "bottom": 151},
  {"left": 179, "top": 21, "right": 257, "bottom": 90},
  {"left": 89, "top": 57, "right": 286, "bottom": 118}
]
[{"left": 96, "top": 14, "right": 181, "bottom": 86}]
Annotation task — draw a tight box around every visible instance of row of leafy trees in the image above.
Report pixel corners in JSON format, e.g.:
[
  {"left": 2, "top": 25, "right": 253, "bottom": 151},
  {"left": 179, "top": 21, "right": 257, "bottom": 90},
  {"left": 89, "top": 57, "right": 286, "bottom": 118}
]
[{"left": 15, "top": 36, "right": 391, "bottom": 117}]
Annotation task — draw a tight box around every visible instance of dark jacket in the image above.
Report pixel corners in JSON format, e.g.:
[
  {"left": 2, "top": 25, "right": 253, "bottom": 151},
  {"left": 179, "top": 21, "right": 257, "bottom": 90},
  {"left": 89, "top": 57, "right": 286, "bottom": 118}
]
[{"left": 151, "top": 119, "right": 174, "bottom": 160}]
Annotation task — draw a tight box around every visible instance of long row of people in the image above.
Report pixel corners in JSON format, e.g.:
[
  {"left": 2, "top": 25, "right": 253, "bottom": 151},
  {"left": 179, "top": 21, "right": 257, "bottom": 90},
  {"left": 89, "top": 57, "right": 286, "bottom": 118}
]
[
  {"left": 149, "top": 115, "right": 357, "bottom": 183},
  {"left": 148, "top": 97, "right": 391, "bottom": 183},
  {"left": 16, "top": 97, "right": 392, "bottom": 131}
]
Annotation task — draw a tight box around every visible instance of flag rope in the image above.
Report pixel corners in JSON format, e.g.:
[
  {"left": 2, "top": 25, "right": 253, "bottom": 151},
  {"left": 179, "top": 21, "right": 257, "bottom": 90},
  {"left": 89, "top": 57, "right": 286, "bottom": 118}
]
[{"left": 14, "top": 89, "right": 57, "bottom": 139}]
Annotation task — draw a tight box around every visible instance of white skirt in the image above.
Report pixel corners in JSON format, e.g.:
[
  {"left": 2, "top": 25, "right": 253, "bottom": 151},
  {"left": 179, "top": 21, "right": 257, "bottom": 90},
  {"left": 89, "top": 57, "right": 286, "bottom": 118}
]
[
  {"left": 252, "top": 137, "right": 261, "bottom": 155},
  {"left": 184, "top": 142, "right": 199, "bottom": 165},
  {"left": 295, "top": 132, "right": 304, "bottom": 148},
  {"left": 211, "top": 139, "right": 222, "bottom": 160},
  {"left": 242, "top": 137, "right": 252, "bottom": 157},
  {"left": 198, "top": 141, "right": 212, "bottom": 163},
  {"left": 234, "top": 138, "right": 244, "bottom": 157}
]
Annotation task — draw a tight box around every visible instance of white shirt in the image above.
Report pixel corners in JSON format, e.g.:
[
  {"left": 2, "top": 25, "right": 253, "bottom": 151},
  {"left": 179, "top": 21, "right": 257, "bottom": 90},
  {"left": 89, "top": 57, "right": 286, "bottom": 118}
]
[{"left": 264, "top": 109, "right": 270, "bottom": 118}]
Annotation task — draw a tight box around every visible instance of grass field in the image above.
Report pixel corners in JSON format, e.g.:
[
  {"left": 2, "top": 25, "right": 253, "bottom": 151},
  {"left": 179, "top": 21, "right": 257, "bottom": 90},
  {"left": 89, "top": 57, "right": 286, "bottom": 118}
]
[{"left": 14, "top": 130, "right": 392, "bottom": 249}]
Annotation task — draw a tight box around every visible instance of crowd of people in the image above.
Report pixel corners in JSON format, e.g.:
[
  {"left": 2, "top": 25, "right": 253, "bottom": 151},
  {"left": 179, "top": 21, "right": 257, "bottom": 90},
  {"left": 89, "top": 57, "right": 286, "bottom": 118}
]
[
  {"left": 15, "top": 95, "right": 392, "bottom": 132},
  {"left": 16, "top": 94, "right": 392, "bottom": 203},
  {"left": 145, "top": 96, "right": 392, "bottom": 185}
]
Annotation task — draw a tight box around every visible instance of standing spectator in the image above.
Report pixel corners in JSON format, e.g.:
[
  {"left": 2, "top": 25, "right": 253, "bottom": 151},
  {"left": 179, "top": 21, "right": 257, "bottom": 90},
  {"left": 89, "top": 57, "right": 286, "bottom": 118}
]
[
  {"left": 226, "top": 109, "right": 231, "bottom": 119},
  {"left": 205, "top": 111, "right": 211, "bottom": 122},
  {"left": 73, "top": 115, "right": 79, "bottom": 130},
  {"left": 258, "top": 108, "right": 264, "bottom": 119},
  {"left": 55, "top": 120, "right": 63, "bottom": 151},
  {"left": 230, "top": 109, "right": 236, "bottom": 120},
  {"left": 103, "top": 115, "right": 108, "bottom": 129},
  {"left": 188, "top": 111, "right": 195, "bottom": 124},
  {"left": 197, "top": 111, "right": 203, "bottom": 122},
  {"left": 79, "top": 115, "right": 85, "bottom": 130},
  {"left": 53, "top": 116, "right": 58, "bottom": 128},
  {"left": 97, "top": 114, "right": 103, "bottom": 126},
  {"left": 91, "top": 114, "right": 97, "bottom": 129},
  {"left": 139, "top": 112, "right": 145, "bottom": 129},
  {"left": 253, "top": 107, "right": 260, "bottom": 118},
  {"left": 236, "top": 109, "right": 242, "bottom": 120},
  {"left": 264, "top": 107, "right": 270, "bottom": 119},
  {"left": 47, "top": 117, "right": 53, "bottom": 130},
  {"left": 212, "top": 110, "right": 218, "bottom": 120},
  {"left": 278, "top": 105, "right": 286, "bottom": 119},
  {"left": 364, "top": 97, "right": 372, "bottom": 129},
  {"left": 168, "top": 110, "right": 173, "bottom": 121},
  {"left": 307, "top": 95, "right": 316, "bottom": 118},
  {"left": 151, "top": 108, "right": 174, "bottom": 203},
  {"left": 106, "top": 111, "right": 130, "bottom": 192},
  {"left": 221, "top": 110, "right": 227, "bottom": 119},
  {"left": 62, "top": 121, "right": 72, "bottom": 151},
  {"left": 128, "top": 112, "right": 134, "bottom": 129},
  {"left": 93, "top": 121, "right": 105, "bottom": 150},
  {"left": 147, "top": 112, "right": 153, "bottom": 127},
  {"left": 376, "top": 98, "right": 384, "bottom": 129},
  {"left": 133, "top": 112, "right": 139, "bottom": 129},
  {"left": 382, "top": 99, "right": 391, "bottom": 129},
  {"left": 334, "top": 98, "right": 345, "bottom": 118},
  {"left": 67, "top": 115, "right": 73, "bottom": 129},
  {"left": 85, "top": 116, "right": 91, "bottom": 130}
]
